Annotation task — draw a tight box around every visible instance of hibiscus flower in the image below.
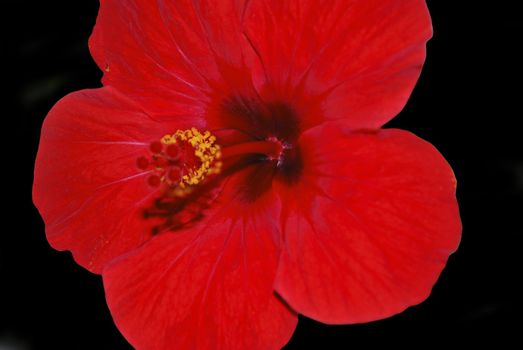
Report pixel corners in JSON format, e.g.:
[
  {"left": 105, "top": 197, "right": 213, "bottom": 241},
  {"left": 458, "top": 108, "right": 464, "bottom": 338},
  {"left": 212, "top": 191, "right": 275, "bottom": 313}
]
[{"left": 33, "top": 0, "right": 461, "bottom": 349}]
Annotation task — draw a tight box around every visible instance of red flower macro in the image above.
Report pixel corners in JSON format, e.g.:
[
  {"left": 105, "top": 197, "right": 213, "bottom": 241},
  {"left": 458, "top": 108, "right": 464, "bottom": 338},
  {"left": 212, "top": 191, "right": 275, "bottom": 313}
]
[{"left": 33, "top": 1, "right": 461, "bottom": 349}]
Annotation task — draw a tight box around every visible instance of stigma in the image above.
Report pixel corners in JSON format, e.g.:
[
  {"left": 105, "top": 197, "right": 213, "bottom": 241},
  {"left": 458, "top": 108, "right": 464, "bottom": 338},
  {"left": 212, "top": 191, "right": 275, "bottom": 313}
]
[{"left": 137, "top": 128, "right": 222, "bottom": 192}]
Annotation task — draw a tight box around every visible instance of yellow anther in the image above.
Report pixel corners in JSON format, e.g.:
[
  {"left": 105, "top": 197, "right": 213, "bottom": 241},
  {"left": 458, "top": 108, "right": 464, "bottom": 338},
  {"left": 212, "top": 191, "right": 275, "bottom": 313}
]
[
  {"left": 161, "top": 134, "right": 176, "bottom": 144},
  {"left": 161, "top": 128, "right": 222, "bottom": 188}
]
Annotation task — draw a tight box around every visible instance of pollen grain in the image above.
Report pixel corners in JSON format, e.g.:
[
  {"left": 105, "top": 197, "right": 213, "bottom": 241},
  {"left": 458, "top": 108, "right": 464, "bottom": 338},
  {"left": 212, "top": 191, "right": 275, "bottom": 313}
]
[{"left": 161, "top": 128, "right": 222, "bottom": 188}]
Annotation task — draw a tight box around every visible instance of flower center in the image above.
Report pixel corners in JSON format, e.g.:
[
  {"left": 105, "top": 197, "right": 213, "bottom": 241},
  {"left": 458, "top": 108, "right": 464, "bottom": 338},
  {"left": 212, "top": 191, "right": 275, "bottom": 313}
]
[
  {"left": 139, "top": 91, "right": 304, "bottom": 234},
  {"left": 215, "top": 96, "right": 304, "bottom": 185}
]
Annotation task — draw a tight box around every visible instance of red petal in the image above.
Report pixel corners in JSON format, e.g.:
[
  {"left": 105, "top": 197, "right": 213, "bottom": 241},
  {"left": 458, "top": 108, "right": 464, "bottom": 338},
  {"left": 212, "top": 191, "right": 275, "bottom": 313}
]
[
  {"left": 273, "top": 125, "right": 461, "bottom": 324},
  {"left": 90, "top": 0, "right": 253, "bottom": 118},
  {"left": 33, "top": 87, "right": 181, "bottom": 273},
  {"left": 103, "top": 172, "right": 297, "bottom": 350},
  {"left": 243, "top": 0, "right": 432, "bottom": 129},
  {"left": 89, "top": 0, "right": 209, "bottom": 118},
  {"left": 156, "top": 0, "right": 248, "bottom": 74}
]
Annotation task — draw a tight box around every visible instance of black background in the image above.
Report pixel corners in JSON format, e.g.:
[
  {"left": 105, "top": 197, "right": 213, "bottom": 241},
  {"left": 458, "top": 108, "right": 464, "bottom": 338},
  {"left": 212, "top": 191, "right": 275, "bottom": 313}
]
[{"left": 4, "top": 0, "right": 521, "bottom": 348}]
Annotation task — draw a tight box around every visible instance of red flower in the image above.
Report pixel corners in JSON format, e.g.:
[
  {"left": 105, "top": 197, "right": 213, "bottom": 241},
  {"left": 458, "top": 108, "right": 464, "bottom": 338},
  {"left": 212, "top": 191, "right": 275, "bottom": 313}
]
[{"left": 33, "top": 1, "right": 461, "bottom": 349}]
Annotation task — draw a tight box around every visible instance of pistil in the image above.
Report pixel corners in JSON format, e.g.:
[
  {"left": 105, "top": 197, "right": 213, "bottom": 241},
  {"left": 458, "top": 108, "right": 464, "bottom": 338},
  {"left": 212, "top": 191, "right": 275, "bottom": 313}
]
[{"left": 222, "top": 139, "right": 284, "bottom": 161}]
